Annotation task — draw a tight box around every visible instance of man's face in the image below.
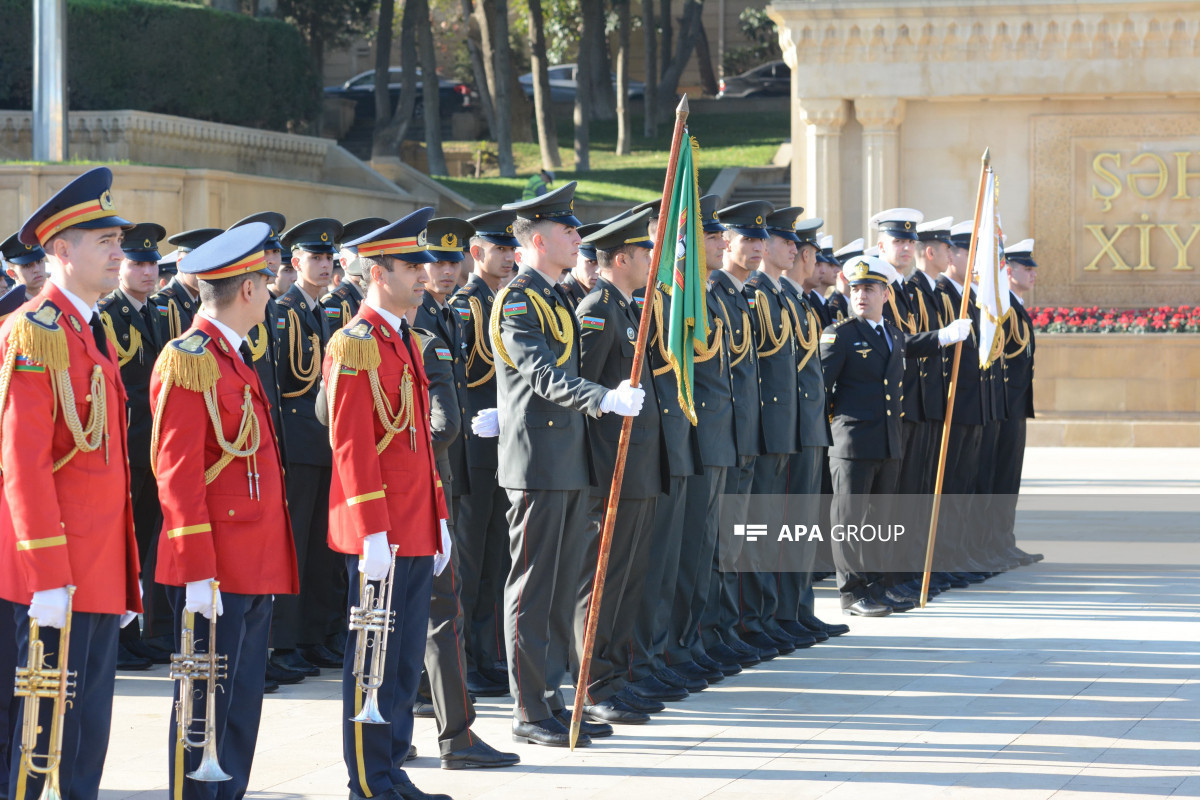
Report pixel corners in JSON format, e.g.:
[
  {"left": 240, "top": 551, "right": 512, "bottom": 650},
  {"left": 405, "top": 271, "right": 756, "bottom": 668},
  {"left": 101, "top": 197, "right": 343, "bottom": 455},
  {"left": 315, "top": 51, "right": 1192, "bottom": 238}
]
[
  {"left": 537, "top": 223, "right": 581, "bottom": 273},
  {"left": 763, "top": 234, "right": 798, "bottom": 272},
  {"left": 628, "top": 246, "right": 652, "bottom": 289},
  {"left": 573, "top": 254, "right": 599, "bottom": 289},
  {"left": 817, "top": 259, "right": 838, "bottom": 289},
  {"left": 724, "top": 232, "right": 764, "bottom": 272},
  {"left": 273, "top": 263, "right": 296, "bottom": 293},
  {"left": 375, "top": 257, "right": 428, "bottom": 313},
  {"left": 119, "top": 258, "right": 158, "bottom": 299},
  {"left": 8, "top": 259, "right": 47, "bottom": 294},
  {"left": 292, "top": 249, "right": 332, "bottom": 290},
  {"left": 423, "top": 259, "right": 460, "bottom": 300},
  {"left": 53, "top": 226, "right": 124, "bottom": 298},
  {"left": 790, "top": 244, "right": 818, "bottom": 284},
  {"left": 948, "top": 245, "right": 970, "bottom": 281},
  {"left": 879, "top": 233, "right": 916, "bottom": 273},
  {"left": 919, "top": 241, "right": 951, "bottom": 276},
  {"left": 703, "top": 231, "right": 728, "bottom": 271},
  {"left": 473, "top": 241, "right": 516, "bottom": 281},
  {"left": 1009, "top": 263, "right": 1037, "bottom": 294},
  {"left": 850, "top": 282, "right": 886, "bottom": 321},
  {"left": 264, "top": 248, "right": 282, "bottom": 270}
]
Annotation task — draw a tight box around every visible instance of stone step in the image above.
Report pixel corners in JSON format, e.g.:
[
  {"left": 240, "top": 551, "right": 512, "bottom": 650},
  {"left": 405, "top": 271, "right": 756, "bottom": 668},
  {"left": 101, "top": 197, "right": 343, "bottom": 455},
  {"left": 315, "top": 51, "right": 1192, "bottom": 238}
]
[
  {"left": 1026, "top": 413, "right": 1200, "bottom": 447},
  {"left": 730, "top": 182, "right": 792, "bottom": 204}
]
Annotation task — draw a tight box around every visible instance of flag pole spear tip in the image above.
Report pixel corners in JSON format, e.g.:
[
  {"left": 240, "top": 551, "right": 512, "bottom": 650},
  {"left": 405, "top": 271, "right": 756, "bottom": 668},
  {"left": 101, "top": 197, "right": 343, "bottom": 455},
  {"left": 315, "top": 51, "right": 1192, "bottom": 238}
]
[
  {"left": 983, "top": 147, "right": 991, "bottom": 165},
  {"left": 677, "top": 94, "right": 689, "bottom": 114}
]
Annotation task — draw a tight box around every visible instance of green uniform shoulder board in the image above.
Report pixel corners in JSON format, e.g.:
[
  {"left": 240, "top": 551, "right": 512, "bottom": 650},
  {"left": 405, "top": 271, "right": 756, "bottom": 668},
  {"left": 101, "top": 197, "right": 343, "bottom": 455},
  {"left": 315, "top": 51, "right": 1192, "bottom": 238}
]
[
  {"left": 327, "top": 320, "right": 380, "bottom": 371},
  {"left": 157, "top": 331, "right": 220, "bottom": 392}
]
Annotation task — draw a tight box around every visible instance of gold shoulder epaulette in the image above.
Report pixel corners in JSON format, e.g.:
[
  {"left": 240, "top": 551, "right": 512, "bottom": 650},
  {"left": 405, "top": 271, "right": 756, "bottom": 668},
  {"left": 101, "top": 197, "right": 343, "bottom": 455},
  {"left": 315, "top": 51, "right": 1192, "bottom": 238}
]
[
  {"left": 834, "top": 316, "right": 856, "bottom": 328},
  {"left": 327, "top": 320, "right": 380, "bottom": 371},
  {"left": 8, "top": 301, "right": 69, "bottom": 371},
  {"left": 156, "top": 332, "right": 220, "bottom": 393}
]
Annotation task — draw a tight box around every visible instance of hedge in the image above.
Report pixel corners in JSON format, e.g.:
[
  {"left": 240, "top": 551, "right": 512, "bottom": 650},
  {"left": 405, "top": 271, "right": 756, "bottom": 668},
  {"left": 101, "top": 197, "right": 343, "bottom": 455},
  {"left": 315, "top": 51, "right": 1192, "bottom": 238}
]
[{"left": 0, "top": 0, "right": 319, "bottom": 131}]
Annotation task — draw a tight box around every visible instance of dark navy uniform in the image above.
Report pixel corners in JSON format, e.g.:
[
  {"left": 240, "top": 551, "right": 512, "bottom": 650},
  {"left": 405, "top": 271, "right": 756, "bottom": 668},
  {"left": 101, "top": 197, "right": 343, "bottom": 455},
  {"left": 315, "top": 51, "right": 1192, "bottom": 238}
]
[{"left": 150, "top": 228, "right": 221, "bottom": 341}]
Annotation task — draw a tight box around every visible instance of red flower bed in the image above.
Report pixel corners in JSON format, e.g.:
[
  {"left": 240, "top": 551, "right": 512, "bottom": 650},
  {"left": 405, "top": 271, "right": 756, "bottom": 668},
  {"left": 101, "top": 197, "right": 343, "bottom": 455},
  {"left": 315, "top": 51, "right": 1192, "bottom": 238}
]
[{"left": 1028, "top": 305, "right": 1200, "bottom": 333}]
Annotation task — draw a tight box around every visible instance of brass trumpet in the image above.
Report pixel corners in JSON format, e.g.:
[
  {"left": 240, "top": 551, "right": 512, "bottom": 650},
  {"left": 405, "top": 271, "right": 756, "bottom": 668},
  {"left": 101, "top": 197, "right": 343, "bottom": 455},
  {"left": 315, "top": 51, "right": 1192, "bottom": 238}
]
[
  {"left": 169, "top": 579, "right": 231, "bottom": 782},
  {"left": 15, "top": 586, "right": 76, "bottom": 800},
  {"left": 348, "top": 544, "right": 399, "bottom": 724}
]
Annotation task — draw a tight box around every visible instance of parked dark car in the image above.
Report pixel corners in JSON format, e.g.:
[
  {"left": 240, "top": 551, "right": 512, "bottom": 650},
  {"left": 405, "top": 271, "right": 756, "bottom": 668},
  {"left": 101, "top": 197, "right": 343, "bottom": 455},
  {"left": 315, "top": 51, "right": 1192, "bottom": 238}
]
[
  {"left": 518, "top": 64, "right": 645, "bottom": 104},
  {"left": 717, "top": 60, "right": 790, "bottom": 99},
  {"left": 324, "top": 68, "right": 473, "bottom": 121}
]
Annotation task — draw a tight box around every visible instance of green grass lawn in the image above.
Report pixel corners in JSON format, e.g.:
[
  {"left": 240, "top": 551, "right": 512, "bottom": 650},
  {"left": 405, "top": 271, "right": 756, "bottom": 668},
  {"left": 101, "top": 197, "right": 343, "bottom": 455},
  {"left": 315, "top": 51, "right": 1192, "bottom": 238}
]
[{"left": 433, "top": 111, "right": 789, "bottom": 206}]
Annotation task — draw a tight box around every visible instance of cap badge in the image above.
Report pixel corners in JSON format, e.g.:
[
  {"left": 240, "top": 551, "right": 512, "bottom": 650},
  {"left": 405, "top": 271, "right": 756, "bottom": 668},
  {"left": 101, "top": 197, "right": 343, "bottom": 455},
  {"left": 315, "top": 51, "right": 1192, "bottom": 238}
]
[
  {"left": 320, "top": 232, "right": 329, "bottom": 242},
  {"left": 417, "top": 231, "right": 427, "bottom": 246},
  {"left": 853, "top": 263, "right": 868, "bottom": 280},
  {"left": 24, "top": 244, "right": 32, "bottom": 251},
  {"left": 712, "top": 211, "right": 718, "bottom": 220},
  {"left": 506, "top": 225, "right": 514, "bottom": 234},
  {"left": 442, "top": 233, "right": 458, "bottom": 248},
  {"left": 143, "top": 239, "right": 151, "bottom": 248},
  {"left": 904, "top": 221, "right": 912, "bottom": 230},
  {"left": 755, "top": 215, "right": 764, "bottom": 225},
  {"left": 99, "top": 191, "right": 114, "bottom": 211}
]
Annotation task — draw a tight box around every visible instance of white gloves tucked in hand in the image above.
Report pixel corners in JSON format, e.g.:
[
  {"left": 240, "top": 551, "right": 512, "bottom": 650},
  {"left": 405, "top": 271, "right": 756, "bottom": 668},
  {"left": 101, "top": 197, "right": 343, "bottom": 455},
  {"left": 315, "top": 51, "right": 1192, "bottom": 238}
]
[
  {"left": 937, "top": 319, "right": 974, "bottom": 346},
  {"left": 29, "top": 587, "right": 70, "bottom": 629},
  {"left": 471, "top": 408, "right": 499, "bottom": 438},
  {"left": 360, "top": 532, "right": 393, "bottom": 581},
  {"left": 599, "top": 379, "right": 645, "bottom": 417},
  {"left": 433, "top": 520, "right": 452, "bottom": 576},
  {"left": 184, "top": 580, "right": 223, "bottom": 620}
]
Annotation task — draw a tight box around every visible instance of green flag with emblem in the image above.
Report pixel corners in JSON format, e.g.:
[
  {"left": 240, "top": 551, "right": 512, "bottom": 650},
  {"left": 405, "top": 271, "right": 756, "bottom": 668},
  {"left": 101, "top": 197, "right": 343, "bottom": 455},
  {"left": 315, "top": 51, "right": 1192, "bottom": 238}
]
[{"left": 654, "top": 132, "right": 707, "bottom": 424}]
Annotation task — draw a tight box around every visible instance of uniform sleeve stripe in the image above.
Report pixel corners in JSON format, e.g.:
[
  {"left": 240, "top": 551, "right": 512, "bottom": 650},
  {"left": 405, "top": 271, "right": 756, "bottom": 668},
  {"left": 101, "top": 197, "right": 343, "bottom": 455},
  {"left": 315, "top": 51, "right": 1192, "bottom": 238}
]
[
  {"left": 16, "top": 535, "right": 67, "bottom": 551},
  {"left": 346, "top": 490, "right": 386, "bottom": 506},
  {"left": 166, "top": 523, "right": 212, "bottom": 539}
]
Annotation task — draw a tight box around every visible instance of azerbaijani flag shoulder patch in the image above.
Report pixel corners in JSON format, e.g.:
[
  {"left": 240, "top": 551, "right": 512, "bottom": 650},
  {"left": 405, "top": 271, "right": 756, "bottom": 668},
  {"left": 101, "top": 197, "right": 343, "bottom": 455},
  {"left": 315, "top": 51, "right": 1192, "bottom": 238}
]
[
  {"left": 157, "top": 304, "right": 169, "bottom": 317},
  {"left": 455, "top": 307, "right": 471, "bottom": 321},
  {"left": 434, "top": 346, "right": 452, "bottom": 361},
  {"left": 276, "top": 317, "right": 287, "bottom": 330},
  {"left": 324, "top": 307, "right": 341, "bottom": 319},
  {"left": 747, "top": 296, "right": 757, "bottom": 309},
  {"left": 338, "top": 366, "right": 359, "bottom": 376},
  {"left": 580, "top": 315, "right": 605, "bottom": 331},
  {"left": 502, "top": 300, "right": 527, "bottom": 317},
  {"left": 14, "top": 355, "right": 45, "bottom": 373},
  {"left": 634, "top": 295, "right": 646, "bottom": 309},
  {"left": 820, "top": 332, "right": 837, "bottom": 345}
]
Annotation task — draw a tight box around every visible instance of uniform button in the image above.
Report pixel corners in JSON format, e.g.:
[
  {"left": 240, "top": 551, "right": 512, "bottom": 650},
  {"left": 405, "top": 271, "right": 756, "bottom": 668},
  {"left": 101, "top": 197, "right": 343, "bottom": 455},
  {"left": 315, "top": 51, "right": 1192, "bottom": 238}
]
[
  {"left": 547, "top": 420, "right": 554, "bottom": 427},
  {"left": 663, "top": 408, "right": 669, "bottom": 414},
  {"left": 885, "top": 394, "right": 891, "bottom": 400},
  {"left": 84, "top": 394, "right": 92, "bottom": 402},
  {"left": 773, "top": 396, "right": 777, "bottom": 401},
  {"left": 291, "top": 408, "right": 297, "bottom": 413},
  {"left": 886, "top": 410, "right": 891, "bottom": 416},
  {"left": 883, "top": 379, "right": 888, "bottom": 386},
  {"left": 228, "top": 509, "right": 235, "bottom": 517},
  {"left": 383, "top": 483, "right": 388, "bottom": 490}
]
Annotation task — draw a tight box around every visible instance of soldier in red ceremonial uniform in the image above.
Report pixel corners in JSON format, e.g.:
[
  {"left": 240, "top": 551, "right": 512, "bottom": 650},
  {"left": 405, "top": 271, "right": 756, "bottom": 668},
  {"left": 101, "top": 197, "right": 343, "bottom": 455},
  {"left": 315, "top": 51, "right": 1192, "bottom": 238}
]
[
  {"left": 323, "top": 209, "right": 452, "bottom": 800},
  {"left": 149, "top": 222, "right": 299, "bottom": 799},
  {"left": 0, "top": 167, "right": 142, "bottom": 800}
]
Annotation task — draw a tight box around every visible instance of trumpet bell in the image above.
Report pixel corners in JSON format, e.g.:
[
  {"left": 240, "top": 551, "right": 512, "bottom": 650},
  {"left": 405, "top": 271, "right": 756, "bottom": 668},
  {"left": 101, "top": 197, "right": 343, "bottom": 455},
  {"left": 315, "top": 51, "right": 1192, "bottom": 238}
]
[
  {"left": 350, "top": 693, "right": 389, "bottom": 725},
  {"left": 186, "top": 743, "right": 233, "bottom": 782}
]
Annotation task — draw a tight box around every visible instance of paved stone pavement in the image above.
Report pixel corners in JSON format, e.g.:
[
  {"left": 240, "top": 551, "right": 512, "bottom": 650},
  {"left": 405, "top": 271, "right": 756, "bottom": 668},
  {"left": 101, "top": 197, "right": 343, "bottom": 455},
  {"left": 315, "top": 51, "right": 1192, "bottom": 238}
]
[{"left": 98, "top": 448, "right": 1200, "bottom": 799}]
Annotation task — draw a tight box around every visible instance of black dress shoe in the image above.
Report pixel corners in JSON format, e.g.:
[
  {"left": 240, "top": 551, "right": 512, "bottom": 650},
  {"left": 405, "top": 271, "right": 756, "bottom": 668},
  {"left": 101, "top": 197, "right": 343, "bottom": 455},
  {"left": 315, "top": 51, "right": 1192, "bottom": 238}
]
[
  {"left": 271, "top": 650, "right": 320, "bottom": 676},
  {"left": 723, "top": 633, "right": 760, "bottom": 656},
  {"left": 770, "top": 625, "right": 818, "bottom": 649},
  {"left": 441, "top": 737, "right": 520, "bottom": 769},
  {"left": 512, "top": 716, "right": 589, "bottom": 747},
  {"left": 263, "top": 677, "right": 279, "bottom": 693},
  {"left": 739, "top": 631, "right": 781, "bottom": 659},
  {"left": 388, "top": 779, "right": 452, "bottom": 800},
  {"left": 1013, "top": 546, "right": 1044, "bottom": 564},
  {"left": 301, "top": 643, "right": 344, "bottom": 668},
  {"left": 554, "top": 708, "right": 614, "bottom": 737},
  {"left": 655, "top": 667, "right": 706, "bottom": 693},
  {"left": 696, "top": 650, "right": 741, "bottom": 676},
  {"left": 674, "top": 659, "right": 724, "bottom": 683},
  {"left": 476, "top": 665, "right": 510, "bottom": 686},
  {"left": 408, "top": 744, "right": 418, "bottom": 761},
  {"left": 874, "top": 589, "right": 915, "bottom": 612},
  {"left": 127, "top": 637, "right": 173, "bottom": 664},
  {"left": 843, "top": 598, "right": 893, "bottom": 617},
  {"left": 266, "top": 659, "right": 306, "bottom": 685},
  {"left": 466, "top": 670, "right": 509, "bottom": 697},
  {"left": 781, "top": 619, "right": 828, "bottom": 643},
  {"left": 798, "top": 613, "right": 850, "bottom": 637},
  {"left": 937, "top": 572, "right": 970, "bottom": 588},
  {"left": 955, "top": 571, "right": 987, "bottom": 584},
  {"left": 627, "top": 674, "right": 688, "bottom": 702},
  {"left": 707, "top": 643, "right": 756, "bottom": 668},
  {"left": 761, "top": 630, "right": 797, "bottom": 654},
  {"left": 584, "top": 696, "right": 650, "bottom": 725},
  {"left": 414, "top": 699, "right": 435, "bottom": 718},
  {"left": 616, "top": 686, "right": 665, "bottom": 713},
  {"left": 116, "top": 643, "right": 152, "bottom": 671},
  {"left": 326, "top": 629, "right": 349, "bottom": 659}
]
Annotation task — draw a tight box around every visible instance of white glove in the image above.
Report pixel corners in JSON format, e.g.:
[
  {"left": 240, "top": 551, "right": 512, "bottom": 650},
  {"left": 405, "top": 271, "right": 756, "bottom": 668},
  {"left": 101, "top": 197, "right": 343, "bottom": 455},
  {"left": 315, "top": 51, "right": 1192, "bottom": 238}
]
[
  {"left": 599, "top": 379, "right": 646, "bottom": 417},
  {"left": 360, "top": 532, "right": 393, "bottom": 581},
  {"left": 184, "top": 579, "right": 223, "bottom": 621},
  {"left": 29, "top": 587, "right": 70, "bottom": 629},
  {"left": 471, "top": 408, "right": 499, "bottom": 438},
  {"left": 120, "top": 611, "right": 138, "bottom": 628},
  {"left": 937, "top": 318, "right": 974, "bottom": 346},
  {"left": 433, "top": 520, "right": 452, "bottom": 576}
]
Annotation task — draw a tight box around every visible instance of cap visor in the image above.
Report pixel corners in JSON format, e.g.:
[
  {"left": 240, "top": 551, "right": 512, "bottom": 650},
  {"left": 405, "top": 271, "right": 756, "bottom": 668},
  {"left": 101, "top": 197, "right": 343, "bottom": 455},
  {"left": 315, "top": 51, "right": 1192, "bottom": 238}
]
[
  {"left": 731, "top": 226, "right": 769, "bottom": 240},
  {"left": 395, "top": 250, "right": 437, "bottom": 264},
  {"left": 297, "top": 243, "right": 337, "bottom": 254},
  {"left": 702, "top": 222, "right": 728, "bottom": 233},
  {"left": 882, "top": 230, "right": 919, "bottom": 241},
  {"left": 429, "top": 250, "right": 466, "bottom": 263},
  {"left": 76, "top": 215, "right": 135, "bottom": 232},
  {"left": 480, "top": 234, "right": 519, "bottom": 248},
  {"left": 121, "top": 249, "right": 162, "bottom": 262}
]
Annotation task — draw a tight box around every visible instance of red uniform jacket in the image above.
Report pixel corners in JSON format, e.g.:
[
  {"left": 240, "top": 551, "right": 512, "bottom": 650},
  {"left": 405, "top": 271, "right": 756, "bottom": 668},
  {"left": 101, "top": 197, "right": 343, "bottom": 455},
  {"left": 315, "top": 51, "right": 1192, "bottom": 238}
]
[
  {"left": 150, "top": 317, "right": 299, "bottom": 595},
  {"left": 0, "top": 284, "right": 142, "bottom": 614},
  {"left": 324, "top": 305, "right": 446, "bottom": 557}
]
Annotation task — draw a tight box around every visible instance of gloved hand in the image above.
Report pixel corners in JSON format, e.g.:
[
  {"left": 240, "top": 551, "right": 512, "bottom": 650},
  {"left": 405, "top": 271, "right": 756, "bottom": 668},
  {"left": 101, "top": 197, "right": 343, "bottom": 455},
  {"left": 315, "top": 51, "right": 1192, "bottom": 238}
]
[
  {"left": 433, "top": 520, "right": 452, "bottom": 576},
  {"left": 120, "top": 610, "right": 138, "bottom": 628},
  {"left": 599, "top": 379, "right": 645, "bottom": 417},
  {"left": 29, "top": 587, "right": 70, "bottom": 629},
  {"left": 471, "top": 408, "right": 499, "bottom": 438},
  {"left": 184, "top": 579, "right": 223, "bottom": 621},
  {"left": 937, "top": 318, "right": 974, "bottom": 346},
  {"left": 360, "top": 532, "right": 393, "bottom": 581}
]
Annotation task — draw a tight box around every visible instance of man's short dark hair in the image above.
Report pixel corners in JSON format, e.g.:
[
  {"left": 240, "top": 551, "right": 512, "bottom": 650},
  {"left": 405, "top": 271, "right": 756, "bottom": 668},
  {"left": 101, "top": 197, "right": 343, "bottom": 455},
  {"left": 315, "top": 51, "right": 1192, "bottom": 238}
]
[
  {"left": 513, "top": 217, "right": 555, "bottom": 249},
  {"left": 596, "top": 246, "right": 636, "bottom": 270},
  {"left": 361, "top": 255, "right": 395, "bottom": 287},
  {"left": 198, "top": 272, "right": 264, "bottom": 309}
]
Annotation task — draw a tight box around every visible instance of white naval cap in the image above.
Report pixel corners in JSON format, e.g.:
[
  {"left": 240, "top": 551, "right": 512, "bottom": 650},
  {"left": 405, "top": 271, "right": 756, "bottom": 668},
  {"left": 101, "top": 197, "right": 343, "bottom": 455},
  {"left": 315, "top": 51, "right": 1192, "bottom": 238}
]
[
  {"left": 916, "top": 216, "right": 954, "bottom": 242},
  {"left": 869, "top": 207, "right": 924, "bottom": 239}
]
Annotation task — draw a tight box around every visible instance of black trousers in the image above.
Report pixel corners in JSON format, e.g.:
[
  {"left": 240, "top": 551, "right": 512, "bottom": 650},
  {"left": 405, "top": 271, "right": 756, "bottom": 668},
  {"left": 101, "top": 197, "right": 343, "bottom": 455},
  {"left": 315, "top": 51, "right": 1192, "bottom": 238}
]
[
  {"left": 629, "top": 476, "right": 687, "bottom": 682},
  {"left": 940, "top": 424, "right": 983, "bottom": 569},
  {"left": 992, "top": 415, "right": 1028, "bottom": 552},
  {"left": 8, "top": 607, "right": 118, "bottom": 800},
  {"left": 166, "top": 589, "right": 271, "bottom": 800},
  {"left": 123, "top": 465, "right": 171, "bottom": 642},
  {"left": 778, "top": 446, "right": 824, "bottom": 621},
  {"left": 672, "top": 465, "right": 726, "bottom": 664},
  {"left": 453, "top": 467, "right": 510, "bottom": 674},
  {"left": 274, "top": 463, "right": 343, "bottom": 649},
  {"left": 740, "top": 453, "right": 791, "bottom": 634},
  {"left": 829, "top": 456, "right": 901, "bottom": 602},
  {"left": 711, "top": 456, "right": 755, "bottom": 643}
]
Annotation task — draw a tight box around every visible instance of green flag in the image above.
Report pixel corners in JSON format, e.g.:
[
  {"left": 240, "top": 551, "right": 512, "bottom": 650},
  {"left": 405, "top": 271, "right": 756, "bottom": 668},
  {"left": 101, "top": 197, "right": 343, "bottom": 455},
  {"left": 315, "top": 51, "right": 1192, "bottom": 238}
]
[{"left": 654, "top": 133, "right": 708, "bottom": 424}]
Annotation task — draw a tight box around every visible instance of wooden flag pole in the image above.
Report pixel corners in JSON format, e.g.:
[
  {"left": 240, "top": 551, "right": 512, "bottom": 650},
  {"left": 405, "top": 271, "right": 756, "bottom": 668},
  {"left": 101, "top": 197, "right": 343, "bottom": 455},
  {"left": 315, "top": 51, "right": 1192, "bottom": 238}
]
[
  {"left": 919, "top": 148, "right": 991, "bottom": 608},
  {"left": 569, "top": 94, "right": 690, "bottom": 750}
]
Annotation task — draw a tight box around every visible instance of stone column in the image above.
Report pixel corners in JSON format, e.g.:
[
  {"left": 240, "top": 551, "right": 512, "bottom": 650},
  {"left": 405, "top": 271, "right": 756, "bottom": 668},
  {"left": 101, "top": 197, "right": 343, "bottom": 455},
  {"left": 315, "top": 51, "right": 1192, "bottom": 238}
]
[
  {"left": 856, "top": 96, "right": 906, "bottom": 237},
  {"left": 798, "top": 98, "right": 849, "bottom": 244}
]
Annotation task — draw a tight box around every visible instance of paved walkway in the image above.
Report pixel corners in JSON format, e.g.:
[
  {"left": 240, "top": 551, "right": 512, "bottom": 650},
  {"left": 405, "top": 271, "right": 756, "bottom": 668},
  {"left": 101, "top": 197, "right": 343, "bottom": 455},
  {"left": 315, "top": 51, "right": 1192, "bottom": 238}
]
[{"left": 99, "top": 448, "right": 1200, "bottom": 799}]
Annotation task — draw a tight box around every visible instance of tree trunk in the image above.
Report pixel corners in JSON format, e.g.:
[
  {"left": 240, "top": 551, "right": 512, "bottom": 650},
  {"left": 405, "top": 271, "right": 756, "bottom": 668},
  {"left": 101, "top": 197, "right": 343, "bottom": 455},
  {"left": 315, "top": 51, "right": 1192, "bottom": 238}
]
[
  {"left": 694, "top": 19, "right": 720, "bottom": 97},
  {"left": 460, "top": 0, "right": 497, "bottom": 138},
  {"left": 371, "top": 0, "right": 396, "bottom": 158},
  {"left": 641, "top": 0, "right": 658, "bottom": 138},
  {"left": 580, "top": 0, "right": 614, "bottom": 121},
  {"left": 506, "top": 64, "right": 535, "bottom": 143},
  {"left": 416, "top": 0, "right": 447, "bottom": 175},
  {"left": 656, "top": 0, "right": 703, "bottom": 119},
  {"left": 659, "top": 0, "right": 672, "bottom": 79},
  {"left": 615, "top": 0, "right": 631, "bottom": 155},
  {"left": 309, "top": 37, "right": 326, "bottom": 136},
  {"left": 573, "top": 10, "right": 592, "bottom": 172},
  {"left": 527, "top": 0, "right": 561, "bottom": 169},
  {"left": 491, "top": 0, "right": 516, "bottom": 176},
  {"left": 377, "top": 0, "right": 421, "bottom": 157}
]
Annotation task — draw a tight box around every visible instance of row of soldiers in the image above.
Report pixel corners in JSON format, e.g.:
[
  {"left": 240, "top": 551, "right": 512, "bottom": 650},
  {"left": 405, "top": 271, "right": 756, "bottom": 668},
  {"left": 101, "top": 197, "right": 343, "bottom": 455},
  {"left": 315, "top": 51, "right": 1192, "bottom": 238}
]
[{"left": 0, "top": 166, "right": 1041, "bottom": 800}]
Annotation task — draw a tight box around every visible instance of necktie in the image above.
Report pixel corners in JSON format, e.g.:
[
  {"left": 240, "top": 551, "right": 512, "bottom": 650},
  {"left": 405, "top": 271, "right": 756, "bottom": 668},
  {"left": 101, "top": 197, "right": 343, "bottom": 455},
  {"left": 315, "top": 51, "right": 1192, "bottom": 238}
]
[
  {"left": 139, "top": 304, "right": 159, "bottom": 347},
  {"left": 875, "top": 323, "right": 891, "bottom": 352},
  {"left": 399, "top": 318, "right": 412, "bottom": 348},
  {"left": 88, "top": 312, "right": 109, "bottom": 355},
  {"left": 239, "top": 341, "right": 255, "bottom": 367}
]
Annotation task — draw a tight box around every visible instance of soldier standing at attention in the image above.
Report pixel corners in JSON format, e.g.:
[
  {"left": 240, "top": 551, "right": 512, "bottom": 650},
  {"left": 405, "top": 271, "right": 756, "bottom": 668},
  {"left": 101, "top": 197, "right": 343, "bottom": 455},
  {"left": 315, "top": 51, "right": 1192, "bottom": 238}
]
[
  {"left": 323, "top": 217, "right": 387, "bottom": 332},
  {"left": 151, "top": 228, "right": 222, "bottom": 340},
  {"left": 473, "top": 182, "right": 644, "bottom": 747},
  {"left": 0, "top": 167, "right": 142, "bottom": 800},
  {"left": 1, "top": 232, "right": 48, "bottom": 302}
]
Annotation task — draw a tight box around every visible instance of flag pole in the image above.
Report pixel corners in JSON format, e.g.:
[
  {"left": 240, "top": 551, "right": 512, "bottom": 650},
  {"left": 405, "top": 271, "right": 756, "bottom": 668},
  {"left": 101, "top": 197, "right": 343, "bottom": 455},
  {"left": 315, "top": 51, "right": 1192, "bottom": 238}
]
[
  {"left": 569, "top": 94, "right": 690, "bottom": 750},
  {"left": 920, "top": 147, "right": 990, "bottom": 608}
]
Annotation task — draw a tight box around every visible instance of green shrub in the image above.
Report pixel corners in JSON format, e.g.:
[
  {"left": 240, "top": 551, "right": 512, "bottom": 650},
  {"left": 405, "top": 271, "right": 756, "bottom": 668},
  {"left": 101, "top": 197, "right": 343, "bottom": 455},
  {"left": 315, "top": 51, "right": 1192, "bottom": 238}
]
[{"left": 0, "top": 0, "right": 319, "bottom": 131}]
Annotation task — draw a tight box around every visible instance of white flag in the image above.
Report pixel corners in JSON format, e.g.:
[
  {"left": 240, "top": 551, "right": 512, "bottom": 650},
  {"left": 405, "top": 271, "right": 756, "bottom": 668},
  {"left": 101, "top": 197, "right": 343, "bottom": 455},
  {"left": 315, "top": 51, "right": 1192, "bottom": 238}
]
[{"left": 973, "top": 169, "right": 1010, "bottom": 368}]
